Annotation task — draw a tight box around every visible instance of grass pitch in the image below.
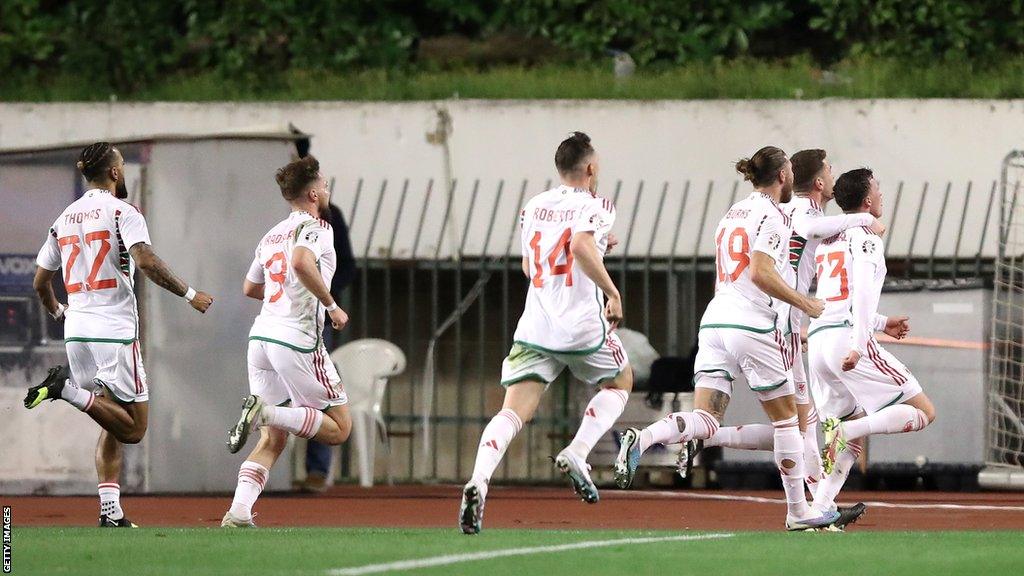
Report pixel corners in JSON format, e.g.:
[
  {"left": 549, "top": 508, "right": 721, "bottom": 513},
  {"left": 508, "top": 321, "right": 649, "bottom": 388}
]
[{"left": 11, "top": 527, "right": 1023, "bottom": 575}]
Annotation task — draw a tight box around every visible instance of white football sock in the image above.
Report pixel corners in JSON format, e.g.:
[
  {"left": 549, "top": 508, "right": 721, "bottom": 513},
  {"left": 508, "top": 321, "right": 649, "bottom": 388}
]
[
  {"left": 704, "top": 424, "right": 774, "bottom": 450},
  {"left": 98, "top": 482, "right": 123, "bottom": 520},
  {"left": 638, "top": 410, "right": 719, "bottom": 453},
  {"left": 842, "top": 404, "right": 929, "bottom": 441},
  {"left": 803, "top": 404, "right": 823, "bottom": 498},
  {"left": 470, "top": 409, "right": 523, "bottom": 485},
  {"left": 229, "top": 461, "right": 268, "bottom": 520},
  {"left": 567, "top": 388, "right": 629, "bottom": 459},
  {"left": 61, "top": 379, "right": 93, "bottom": 411},
  {"left": 813, "top": 438, "right": 863, "bottom": 512},
  {"left": 261, "top": 405, "right": 323, "bottom": 439},
  {"left": 773, "top": 415, "right": 809, "bottom": 518}
]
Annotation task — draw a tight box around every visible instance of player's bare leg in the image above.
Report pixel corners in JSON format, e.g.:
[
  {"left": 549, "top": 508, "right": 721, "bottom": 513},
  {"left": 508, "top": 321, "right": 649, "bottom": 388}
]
[
  {"left": 557, "top": 365, "right": 633, "bottom": 503},
  {"left": 461, "top": 380, "right": 543, "bottom": 534},
  {"left": 25, "top": 368, "right": 147, "bottom": 445},
  {"left": 28, "top": 368, "right": 148, "bottom": 529},
  {"left": 83, "top": 394, "right": 148, "bottom": 445},
  {"left": 225, "top": 426, "right": 289, "bottom": 528},
  {"left": 95, "top": 430, "right": 136, "bottom": 527},
  {"left": 309, "top": 404, "right": 352, "bottom": 444}
]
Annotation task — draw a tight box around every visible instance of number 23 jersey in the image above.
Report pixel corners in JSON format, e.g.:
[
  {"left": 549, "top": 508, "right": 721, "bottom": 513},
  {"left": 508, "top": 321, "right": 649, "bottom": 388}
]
[
  {"left": 513, "top": 185, "right": 615, "bottom": 354},
  {"left": 809, "top": 225, "right": 886, "bottom": 350},
  {"left": 247, "top": 210, "right": 336, "bottom": 351},
  {"left": 701, "top": 192, "right": 793, "bottom": 332}
]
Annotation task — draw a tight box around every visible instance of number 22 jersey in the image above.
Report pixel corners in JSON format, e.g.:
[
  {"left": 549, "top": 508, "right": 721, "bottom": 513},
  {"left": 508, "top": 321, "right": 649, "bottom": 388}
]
[
  {"left": 247, "top": 211, "right": 336, "bottom": 351},
  {"left": 36, "top": 189, "right": 152, "bottom": 342},
  {"left": 701, "top": 192, "right": 793, "bottom": 332},
  {"left": 512, "top": 185, "right": 615, "bottom": 354}
]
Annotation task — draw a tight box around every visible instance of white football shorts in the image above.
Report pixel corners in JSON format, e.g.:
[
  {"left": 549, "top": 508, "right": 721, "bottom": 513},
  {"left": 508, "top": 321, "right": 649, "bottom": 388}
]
[
  {"left": 66, "top": 339, "right": 148, "bottom": 403},
  {"left": 500, "top": 331, "right": 628, "bottom": 388},
  {"left": 808, "top": 325, "right": 922, "bottom": 419},
  {"left": 693, "top": 326, "right": 795, "bottom": 402},
  {"left": 248, "top": 339, "right": 348, "bottom": 410}
]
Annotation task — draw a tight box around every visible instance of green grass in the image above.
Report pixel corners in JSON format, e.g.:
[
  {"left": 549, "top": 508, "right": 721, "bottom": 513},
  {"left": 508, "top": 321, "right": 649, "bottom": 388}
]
[
  {"left": 11, "top": 527, "right": 1024, "bottom": 575},
  {"left": 6, "top": 58, "right": 1024, "bottom": 102}
]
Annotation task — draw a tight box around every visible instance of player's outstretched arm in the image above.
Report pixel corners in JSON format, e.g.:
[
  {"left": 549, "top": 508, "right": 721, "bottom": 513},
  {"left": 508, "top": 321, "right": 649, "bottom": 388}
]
[
  {"left": 129, "top": 243, "right": 213, "bottom": 313},
  {"left": 32, "top": 266, "right": 65, "bottom": 320},
  {"left": 750, "top": 251, "right": 824, "bottom": 318},
  {"left": 570, "top": 231, "right": 622, "bottom": 328},
  {"left": 291, "top": 246, "right": 348, "bottom": 330},
  {"left": 793, "top": 211, "right": 878, "bottom": 240}
]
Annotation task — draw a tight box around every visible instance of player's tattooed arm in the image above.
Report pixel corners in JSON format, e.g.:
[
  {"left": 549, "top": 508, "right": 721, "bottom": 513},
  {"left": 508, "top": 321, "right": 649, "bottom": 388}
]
[
  {"left": 129, "top": 243, "right": 188, "bottom": 296},
  {"left": 32, "top": 266, "right": 64, "bottom": 318}
]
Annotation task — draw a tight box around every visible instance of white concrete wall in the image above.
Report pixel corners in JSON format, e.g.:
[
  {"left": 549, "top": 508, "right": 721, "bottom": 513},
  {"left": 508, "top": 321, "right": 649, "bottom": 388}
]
[{"left": 2, "top": 100, "right": 1019, "bottom": 258}]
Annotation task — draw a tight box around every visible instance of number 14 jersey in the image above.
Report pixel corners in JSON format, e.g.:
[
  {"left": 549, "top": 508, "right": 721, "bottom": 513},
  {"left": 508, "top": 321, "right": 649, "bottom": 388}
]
[
  {"left": 701, "top": 192, "right": 794, "bottom": 332},
  {"left": 513, "top": 185, "right": 615, "bottom": 354},
  {"left": 247, "top": 211, "right": 336, "bottom": 351}
]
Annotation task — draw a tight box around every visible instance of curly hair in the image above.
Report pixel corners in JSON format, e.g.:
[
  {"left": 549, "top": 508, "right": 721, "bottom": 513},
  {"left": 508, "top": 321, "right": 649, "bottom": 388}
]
[{"left": 275, "top": 156, "right": 320, "bottom": 201}]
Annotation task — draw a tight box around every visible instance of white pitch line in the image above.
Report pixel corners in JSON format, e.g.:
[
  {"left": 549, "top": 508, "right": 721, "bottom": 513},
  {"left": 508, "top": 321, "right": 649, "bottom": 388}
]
[
  {"left": 325, "top": 532, "right": 734, "bottom": 576},
  {"left": 640, "top": 490, "right": 1024, "bottom": 512}
]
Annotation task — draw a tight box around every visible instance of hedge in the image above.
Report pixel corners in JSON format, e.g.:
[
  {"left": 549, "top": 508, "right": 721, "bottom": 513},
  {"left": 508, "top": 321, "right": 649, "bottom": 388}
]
[{"left": 3, "top": 0, "right": 1023, "bottom": 93}]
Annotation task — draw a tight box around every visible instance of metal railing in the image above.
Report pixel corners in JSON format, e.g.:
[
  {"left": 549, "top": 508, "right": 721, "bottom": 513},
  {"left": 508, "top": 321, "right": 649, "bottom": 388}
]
[{"left": 331, "top": 177, "right": 999, "bottom": 483}]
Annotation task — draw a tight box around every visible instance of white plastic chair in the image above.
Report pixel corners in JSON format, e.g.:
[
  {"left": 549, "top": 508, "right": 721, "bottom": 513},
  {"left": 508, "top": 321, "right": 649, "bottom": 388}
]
[{"left": 330, "top": 339, "right": 406, "bottom": 487}]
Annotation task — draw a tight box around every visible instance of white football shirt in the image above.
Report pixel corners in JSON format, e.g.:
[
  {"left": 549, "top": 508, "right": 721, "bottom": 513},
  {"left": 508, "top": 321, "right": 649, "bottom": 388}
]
[
  {"left": 247, "top": 211, "right": 336, "bottom": 351},
  {"left": 809, "top": 225, "right": 887, "bottom": 353},
  {"left": 36, "top": 189, "right": 151, "bottom": 342},
  {"left": 701, "top": 192, "right": 792, "bottom": 332},
  {"left": 512, "top": 185, "right": 615, "bottom": 353},
  {"left": 778, "top": 196, "right": 873, "bottom": 334}
]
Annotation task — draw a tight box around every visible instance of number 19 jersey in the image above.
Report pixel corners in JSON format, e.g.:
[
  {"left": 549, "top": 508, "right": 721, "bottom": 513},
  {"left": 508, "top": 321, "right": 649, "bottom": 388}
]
[
  {"left": 702, "top": 192, "right": 793, "bottom": 332},
  {"left": 512, "top": 185, "right": 615, "bottom": 353},
  {"left": 36, "top": 189, "right": 152, "bottom": 342},
  {"left": 247, "top": 210, "right": 336, "bottom": 351}
]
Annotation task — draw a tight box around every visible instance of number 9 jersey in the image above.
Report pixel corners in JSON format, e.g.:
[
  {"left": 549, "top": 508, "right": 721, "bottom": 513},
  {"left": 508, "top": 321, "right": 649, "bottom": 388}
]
[
  {"left": 512, "top": 185, "right": 615, "bottom": 354},
  {"left": 247, "top": 211, "right": 336, "bottom": 351}
]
